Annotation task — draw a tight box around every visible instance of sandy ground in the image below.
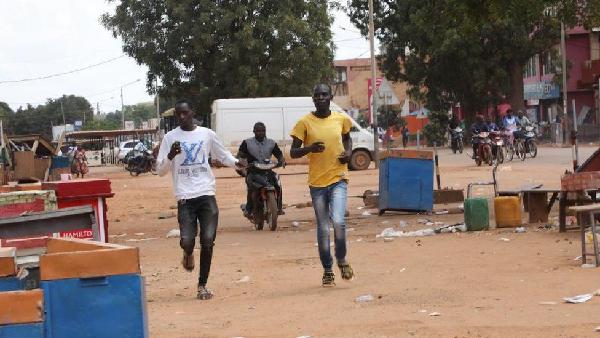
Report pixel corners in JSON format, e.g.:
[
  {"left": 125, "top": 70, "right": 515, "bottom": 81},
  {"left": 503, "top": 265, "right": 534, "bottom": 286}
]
[{"left": 86, "top": 146, "right": 600, "bottom": 338}]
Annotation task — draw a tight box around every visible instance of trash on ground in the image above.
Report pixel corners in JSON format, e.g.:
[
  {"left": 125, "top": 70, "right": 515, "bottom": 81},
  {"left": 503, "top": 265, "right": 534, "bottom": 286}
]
[
  {"left": 356, "top": 238, "right": 364, "bottom": 242},
  {"left": 291, "top": 221, "right": 300, "bottom": 227},
  {"left": 361, "top": 211, "right": 372, "bottom": 216},
  {"left": 428, "top": 312, "right": 441, "bottom": 316},
  {"left": 399, "top": 221, "right": 408, "bottom": 228},
  {"left": 134, "top": 232, "right": 145, "bottom": 236},
  {"left": 383, "top": 237, "right": 394, "bottom": 242},
  {"left": 574, "top": 256, "right": 582, "bottom": 261},
  {"left": 236, "top": 276, "right": 250, "bottom": 283},
  {"left": 434, "top": 210, "right": 449, "bottom": 215},
  {"left": 563, "top": 293, "right": 593, "bottom": 304},
  {"left": 399, "top": 268, "right": 406, "bottom": 272},
  {"left": 418, "top": 309, "right": 427, "bottom": 313},
  {"left": 581, "top": 263, "right": 596, "bottom": 269},
  {"left": 515, "top": 227, "right": 527, "bottom": 233},
  {"left": 166, "top": 229, "right": 180, "bottom": 238},
  {"left": 417, "top": 219, "right": 429, "bottom": 224},
  {"left": 425, "top": 222, "right": 434, "bottom": 226},
  {"left": 499, "top": 238, "right": 511, "bottom": 242},
  {"left": 458, "top": 203, "right": 464, "bottom": 211},
  {"left": 377, "top": 227, "right": 435, "bottom": 238},
  {"left": 355, "top": 294, "right": 375, "bottom": 303},
  {"left": 538, "top": 301, "right": 557, "bottom": 305},
  {"left": 158, "top": 212, "right": 176, "bottom": 219},
  {"left": 435, "top": 223, "right": 467, "bottom": 234}
]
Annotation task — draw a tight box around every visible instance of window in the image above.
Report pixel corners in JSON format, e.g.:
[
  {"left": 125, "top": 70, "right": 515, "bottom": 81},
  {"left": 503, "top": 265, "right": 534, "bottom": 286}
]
[
  {"left": 333, "top": 66, "right": 349, "bottom": 96},
  {"left": 524, "top": 55, "right": 539, "bottom": 78},
  {"left": 542, "top": 51, "right": 557, "bottom": 75}
]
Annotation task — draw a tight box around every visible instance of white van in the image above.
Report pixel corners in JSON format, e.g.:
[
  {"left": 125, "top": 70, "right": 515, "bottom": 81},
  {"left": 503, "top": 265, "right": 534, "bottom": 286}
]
[{"left": 211, "top": 97, "right": 377, "bottom": 170}]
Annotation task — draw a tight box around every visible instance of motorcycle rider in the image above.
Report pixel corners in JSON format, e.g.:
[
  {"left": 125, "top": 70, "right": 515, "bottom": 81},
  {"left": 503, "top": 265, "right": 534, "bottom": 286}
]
[
  {"left": 486, "top": 116, "right": 499, "bottom": 131},
  {"left": 517, "top": 110, "right": 533, "bottom": 129},
  {"left": 237, "top": 122, "right": 285, "bottom": 218},
  {"left": 132, "top": 138, "right": 149, "bottom": 169},
  {"left": 470, "top": 114, "right": 489, "bottom": 158}
]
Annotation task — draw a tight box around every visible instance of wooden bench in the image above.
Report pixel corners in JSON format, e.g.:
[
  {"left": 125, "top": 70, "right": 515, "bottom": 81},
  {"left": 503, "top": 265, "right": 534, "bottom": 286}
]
[{"left": 569, "top": 204, "right": 600, "bottom": 267}]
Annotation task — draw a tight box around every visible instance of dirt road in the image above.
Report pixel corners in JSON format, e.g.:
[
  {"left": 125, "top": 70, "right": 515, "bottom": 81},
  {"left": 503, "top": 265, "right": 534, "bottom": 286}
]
[{"left": 91, "top": 146, "right": 600, "bottom": 337}]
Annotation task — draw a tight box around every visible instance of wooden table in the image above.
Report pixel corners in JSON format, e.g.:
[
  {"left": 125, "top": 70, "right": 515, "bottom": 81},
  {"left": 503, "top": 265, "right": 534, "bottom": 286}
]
[
  {"left": 521, "top": 189, "right": 560, "bottom": 223},
  {"left": 569, "top": 204, "right": 600, "bottom": 266}
]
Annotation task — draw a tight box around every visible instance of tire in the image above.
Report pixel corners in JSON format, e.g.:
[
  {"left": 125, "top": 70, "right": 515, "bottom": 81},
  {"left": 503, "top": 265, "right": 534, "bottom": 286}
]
[
  {"left": 475, "top": 152, "right": 482, "bottom": 166},
  {"left": 528, "top": 140, "right": 538, "bottom": 158},
  {"left": 507, "top": 144, "right": 514, "bottom": 161},
  {"left": 496, "top": 146, "right": 504, "bottom": 164},
  {"left": 254, "top": 206, "right": 264, "bottom": 231},
  {"left": 484, "top": 146, "right": 493, "bottom": 166},
  {"left": 267, "top": 192, "right": 278, "bottom": 231},
  {"left": 458, "top": 140, "right": 463, "bottom": 154},
  {"left": 517, "top": 142, "right": 526, "bottom": 161},
  {"left": 349, "top": 150, "right": 371, "bottom": 171}
]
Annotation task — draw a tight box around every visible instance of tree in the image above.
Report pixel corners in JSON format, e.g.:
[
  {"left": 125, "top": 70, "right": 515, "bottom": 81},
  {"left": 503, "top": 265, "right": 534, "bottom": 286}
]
[
  {"left": 0, "top": 102, "right": 14, "bottom": 130},
  {"left": 102, "top": 0, "right": 336, "bottom": 124},
  {"left": 347, "top": 0, "right": 600, "bottom": 119}
]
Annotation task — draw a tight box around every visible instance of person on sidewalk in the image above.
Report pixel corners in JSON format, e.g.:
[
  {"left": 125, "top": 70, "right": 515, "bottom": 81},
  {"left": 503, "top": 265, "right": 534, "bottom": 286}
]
[
  {"left": 289, "top": 83, "right": 354, "bottom": 287},
  {"left": 157, "top": 99, "right": 245, "bottom": 300}
]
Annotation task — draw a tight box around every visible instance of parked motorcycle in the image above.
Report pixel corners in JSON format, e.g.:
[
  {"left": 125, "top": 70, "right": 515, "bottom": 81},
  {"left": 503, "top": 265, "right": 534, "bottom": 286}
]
[
  {"left": 242, "top": 160, "right": 282, "bottom": 231},
  {"left": 125, "top": 150, "right": 157, "bottom": 176},
  {"left": 490, "top": 131, "right": 505, "bottom": 164},
  {"left": 450, "top": 127, "right": 464, "bottom": 154},
  {"left": 523, "top": 125, "right": 538, "bottom": 158},
  {"left": 473, "top": 132, "right": 493, "bottom": 166}
]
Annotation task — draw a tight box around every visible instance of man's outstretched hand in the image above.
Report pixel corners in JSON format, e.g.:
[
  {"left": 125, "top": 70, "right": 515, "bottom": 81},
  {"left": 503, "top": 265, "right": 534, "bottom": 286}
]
[{"left": 338, "top": 150, "right": 351, "bottom": 164}]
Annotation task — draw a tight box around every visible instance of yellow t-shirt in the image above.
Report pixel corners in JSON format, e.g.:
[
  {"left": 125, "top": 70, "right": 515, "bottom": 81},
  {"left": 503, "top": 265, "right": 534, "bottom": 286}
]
[{"left": 290, "top": 111, "right": 352, "bottom": 187}]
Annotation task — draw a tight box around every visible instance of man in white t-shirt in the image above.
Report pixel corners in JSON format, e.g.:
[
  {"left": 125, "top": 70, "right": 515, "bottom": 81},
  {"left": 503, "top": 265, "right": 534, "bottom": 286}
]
[{"left": 157, "top": 99, "right": 245, "bottom": 300}]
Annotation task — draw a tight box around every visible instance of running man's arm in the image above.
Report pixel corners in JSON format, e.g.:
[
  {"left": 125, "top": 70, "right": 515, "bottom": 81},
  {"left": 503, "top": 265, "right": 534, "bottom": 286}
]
[
  {"left": 210, "top": 131, "right": 239, "bottom": 167},
  {"left": 156, "top": 138, "right": 172, "bottom": 177}
]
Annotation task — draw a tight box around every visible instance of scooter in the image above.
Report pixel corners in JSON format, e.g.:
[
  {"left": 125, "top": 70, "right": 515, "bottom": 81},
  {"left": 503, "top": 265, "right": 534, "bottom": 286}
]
[
  {"left": 450, "top": 127, "right": 464, "bottom": 154},
  {"left": 490, "top": 131, "right": 505, "bottom": 164},
  {"left": 242, "top": 160, "right": 282, "bottom": 231},
  {"left": 125, "top": 150, "right": 157, "bottom": 176},
  {"left": 472, "top": 132, "right": 493, "bottom": 166},
  {"left": 523, "top": 125, "right": 538, "bottom": 158}
]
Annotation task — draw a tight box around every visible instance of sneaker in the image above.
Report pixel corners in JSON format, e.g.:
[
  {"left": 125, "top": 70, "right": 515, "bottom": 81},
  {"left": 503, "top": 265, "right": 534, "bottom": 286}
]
[
  {"left": 322, "top": 270, "right": 335, "bottom": 287},
  {"left": 338, "top": 262, "right": 354, "bottom": 281},
  {"left": 197, "top": 285, "right": 213, "bottom": 300},
  {"left": 181, "top": 252, "right": 194, "bottom": 272}
]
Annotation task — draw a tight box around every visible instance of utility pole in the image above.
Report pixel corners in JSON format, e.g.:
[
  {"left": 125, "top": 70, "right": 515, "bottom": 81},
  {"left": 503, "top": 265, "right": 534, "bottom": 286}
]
[
  {"left": 121, "top": 87, "right": 125, "bottom": 130},
  {"left": 96, "top": 102, "right": 100, "bottom": 115},
  {"left": 368, "top": 0, "right": 379, "bottom": 168},
  {"left": 60, "top": 100, "right": 66, "bottom": 126},
  {"left": 561, "top": 22, "right": 577, "bottom": 170}
]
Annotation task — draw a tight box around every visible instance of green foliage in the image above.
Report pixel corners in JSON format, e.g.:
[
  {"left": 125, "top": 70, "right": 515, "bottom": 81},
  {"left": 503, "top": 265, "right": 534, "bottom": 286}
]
[
  {"left": 421, "top": 111, "right": 449, "bottom": 147},
  {"left": 102, "top": 0, "right": 336, "bottom": 124},
  {"left": 4, "top": 96, "right": 93, "bottom": 138},
  {"left": 347, "top": 0, "right": 598, "bottom": 119}
]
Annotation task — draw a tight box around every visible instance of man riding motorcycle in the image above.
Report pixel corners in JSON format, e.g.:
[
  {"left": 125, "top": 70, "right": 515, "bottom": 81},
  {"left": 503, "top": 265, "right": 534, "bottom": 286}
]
[
  {"left": 132, "top": 138, "right": 150, "bottom": 169},
  {"left": 470, "top": 115, "right": 489, "bottom": 159},
  {"left": 237, "top": 122, "right": 285, "bottom": 218}
]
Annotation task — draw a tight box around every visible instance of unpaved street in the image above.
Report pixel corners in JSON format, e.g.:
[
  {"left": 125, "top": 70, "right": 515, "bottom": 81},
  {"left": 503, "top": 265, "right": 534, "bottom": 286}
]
[{"left": 89, "top": 146, "right": 600, "bottom": 338}]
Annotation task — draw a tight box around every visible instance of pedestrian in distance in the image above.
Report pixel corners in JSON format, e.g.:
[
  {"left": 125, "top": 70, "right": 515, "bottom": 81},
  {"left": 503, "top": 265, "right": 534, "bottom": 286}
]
[
  {"left": 156, "top": 99, "right": 246, "bottom": 300},
  {"left": 290, "top": 83, "right": 355, "bottom": 287}
]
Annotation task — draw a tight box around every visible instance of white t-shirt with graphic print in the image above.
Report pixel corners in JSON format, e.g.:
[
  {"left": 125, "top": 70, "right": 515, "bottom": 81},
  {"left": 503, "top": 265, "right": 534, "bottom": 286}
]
[{"left": 157, "top": 126, "right": 237, "bottom": 200}]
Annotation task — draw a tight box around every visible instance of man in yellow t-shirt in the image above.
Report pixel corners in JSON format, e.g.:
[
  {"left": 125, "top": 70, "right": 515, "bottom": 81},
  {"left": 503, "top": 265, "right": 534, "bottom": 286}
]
[{"left": 290, "top": 83, "right": 354, "bottom": 287}]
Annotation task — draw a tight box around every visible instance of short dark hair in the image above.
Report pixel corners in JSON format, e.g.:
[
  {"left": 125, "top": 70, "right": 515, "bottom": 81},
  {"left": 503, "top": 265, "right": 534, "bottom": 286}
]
[
  {"left": 175, "top": 99, "right": 193, "bottom": 110},
  {"left": 313, "top": 83, "right": 332, "bottom": 95},
  {"left": 253, "top": 122, "right": 265, "bottom": 130}
]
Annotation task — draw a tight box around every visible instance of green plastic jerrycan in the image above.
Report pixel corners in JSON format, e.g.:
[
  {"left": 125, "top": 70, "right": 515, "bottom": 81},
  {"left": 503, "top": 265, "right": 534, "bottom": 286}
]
[{"left": 464, "top": 198, "right": 489, "bottom": 231}]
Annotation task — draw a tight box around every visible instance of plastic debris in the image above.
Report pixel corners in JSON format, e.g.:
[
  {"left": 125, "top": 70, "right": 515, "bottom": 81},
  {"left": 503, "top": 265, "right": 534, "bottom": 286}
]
[
  {"left": 355, "top": 294, "right": 375, "bottom": 303},
  {"left": 361, "top": 211, "right": 372, "bottom": 216},
  {"left": 417, "top": 219, "right": 429, "bottom": 224},
  {"left": 236, "top": 276, "right": 250, "bottom": 283},
  {"left": 435, "top": 223, "right": 467, "bottom": 234},
  {"left": 356, "top": 238, "right": 364, "bottom": 242},
  {"left": 499, "top": 238, "right": 511, "bottom": 242},
  {"left": 563, "top": 293, "right": 593, "bottom": 304},
  {"left": 377, "top": 227, "right": 435, "bottom": 238},
  {"left": 435, "top": 210, "right": 449, "bottom": 215},
  {"left": 574, "top": 256, "right": 582, "bottom": 261},
  {"left": 399, "top": 221, "right": 408, "bottom": 228},
  {"left": 581, "top": 264, "right": 596, "bottom": 269},
  {"left": 515, "top": 227, "right": 527, "bottom": 233},
  {"left": 428, "top": 312, "right": 441, "bottom": 316},
  {"left": 539, "top": 301, "right": 557, "bottom": 305},
  {"left": 291, "top": 221, "right": 300, "bottom": 227},
  {"left": 134, "top": 232, "right": 145, "bottom": 236},
  {"left": 166, "top": 229, "right": 180, "bottom": 238},
  {"left": 383, "top": 237, "right": 394, "bottom": 242},
  {"left": 425, "top": 222, "right": 434, "bottom": 226},
  {"left": 399, "top": 268, "right": 406, "bottom": 272}
]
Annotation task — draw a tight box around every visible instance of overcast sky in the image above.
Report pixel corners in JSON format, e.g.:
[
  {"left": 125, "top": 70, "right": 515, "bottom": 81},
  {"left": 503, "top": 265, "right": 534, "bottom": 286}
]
[{"left": 0, "top": 1, "right": 374, "bottom": 113}]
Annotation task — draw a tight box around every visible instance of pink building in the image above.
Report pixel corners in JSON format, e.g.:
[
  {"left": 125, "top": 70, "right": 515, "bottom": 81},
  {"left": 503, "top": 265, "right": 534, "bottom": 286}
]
[{"left": 523, "top": 27, "right": 599, "bottom": 124}]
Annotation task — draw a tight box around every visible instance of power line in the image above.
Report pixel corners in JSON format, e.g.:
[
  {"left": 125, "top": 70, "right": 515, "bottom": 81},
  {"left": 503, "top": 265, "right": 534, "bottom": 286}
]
[
  {"left": 334, "top": 37, "right": 366, "bottom": 43},
  {"left": 0, "top": 54, "right": 127, "bottom": 84}
]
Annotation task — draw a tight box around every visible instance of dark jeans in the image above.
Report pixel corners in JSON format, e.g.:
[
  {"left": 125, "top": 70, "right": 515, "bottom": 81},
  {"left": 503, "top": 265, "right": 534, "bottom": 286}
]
[{"left": 177, "top": 195, "right": 219, "bottom": 286}]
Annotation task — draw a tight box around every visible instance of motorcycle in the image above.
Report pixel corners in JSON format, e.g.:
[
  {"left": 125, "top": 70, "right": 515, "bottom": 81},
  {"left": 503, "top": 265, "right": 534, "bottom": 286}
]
[
  {"left": 242, "top": 160, "right": 282, "bottom": 231},
  {"left": 450, "top": 127, "right": 464, "bottom": 154},
  {"left": 523, "top": 125, "right": 538, "bottom": 158},
  {"left": 472, "top": 132, "right": 493, "bottom": 166},
  {"left": 125, "top": 150, "right": 157, "bottom": 176},
  {"left": 490, "top": 131, "right": 505, "bottom": 164}
]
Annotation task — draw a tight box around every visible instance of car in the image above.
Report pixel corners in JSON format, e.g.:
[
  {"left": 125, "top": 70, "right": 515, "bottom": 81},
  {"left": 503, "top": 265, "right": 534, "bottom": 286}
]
[{"left": 117, "top": 140, "right": 140, "bottom": 162}]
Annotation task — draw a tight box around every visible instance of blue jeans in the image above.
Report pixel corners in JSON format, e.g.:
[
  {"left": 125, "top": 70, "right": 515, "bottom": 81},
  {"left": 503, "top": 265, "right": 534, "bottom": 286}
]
[{"left": 309, "top": 180, "right": 348, "bottom": 270}]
